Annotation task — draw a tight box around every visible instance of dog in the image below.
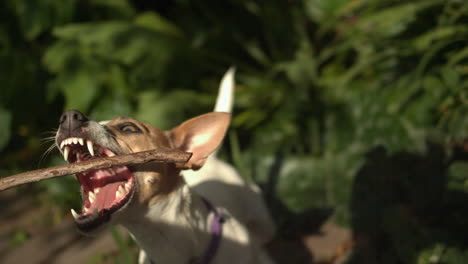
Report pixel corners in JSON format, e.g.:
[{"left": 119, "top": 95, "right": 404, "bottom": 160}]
[{"left": 54, "top": 69, "right": 275, "bottom": 264}]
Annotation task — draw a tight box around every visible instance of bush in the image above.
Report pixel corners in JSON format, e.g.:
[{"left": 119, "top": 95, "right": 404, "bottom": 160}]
[{"left": 0, "top": 0, "right": 467, "bottom": 263}]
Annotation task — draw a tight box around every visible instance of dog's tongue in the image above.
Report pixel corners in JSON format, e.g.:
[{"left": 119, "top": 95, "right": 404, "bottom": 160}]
[{"left": 95, "top": 182, "right": 121, "bottom": 210}]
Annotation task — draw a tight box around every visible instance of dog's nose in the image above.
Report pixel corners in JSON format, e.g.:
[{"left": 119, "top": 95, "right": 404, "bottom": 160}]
[{"left": 59, "top": 110, "right": 89, "bottom": 131}]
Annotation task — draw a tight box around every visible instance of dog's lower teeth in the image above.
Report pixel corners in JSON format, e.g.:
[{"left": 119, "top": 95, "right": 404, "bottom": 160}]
[
  {"left": 71, "top": 208, "right": 80, "bottom": 220},
  {"left": 89, "top": 192, "right": 96, "bottom": 203},
  {"left": 116, "top": 186, "right": 125, "bottom": 199}
]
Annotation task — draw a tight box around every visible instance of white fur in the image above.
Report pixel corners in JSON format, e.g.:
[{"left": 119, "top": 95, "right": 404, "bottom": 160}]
[
  {"left": 129, "top": 156, "right": 275, "bottom": 264},
  {"left": 126, "top": 68, "right": 275, "bottom": 263},
  {"left": 214, "top": 67, "right": 236, "bottom": 113}
]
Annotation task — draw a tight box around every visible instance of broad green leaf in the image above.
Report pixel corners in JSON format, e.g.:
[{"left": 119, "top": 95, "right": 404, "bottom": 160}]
[
  {"left": 63, "top": 70, "right": 100, "bottom": 111},
  {"left": 305, "top": 0, "right": 350, "bottom": 22},
  {"left": 423, "top": 75, "right": 444, "bottom": 91},
  {"left": 413, "top": 26, "right": 468, "bottom": 51},
  {"left": 53, "top": 22, "right": 130, "bottom": 45},
  {"left": 280, "top": 41, "right": 317, "bottom": 88},
  {"left": 134, "top": 12, "right": 183, "bottom": 38},
  {"left": 89, "top": 0, "right": 135, "bottom": 18},
  {"left": 90, "top": 95, "right": 132, "bottom": 122},
  {"left": 449, "top": 46, "right": 468, "bottom": 66},
  {"left": 135, "top": 90, "right": 202, "bottom": 129},
  {"left": 43, "top": 41, "right": 77, "bottom": 73},
  {"left": 354, "top": 1, "right": 439, "bottom": 38},
  {"left": 277, "top": 151, "right": 362, "bottom": 225},
  {"left": 440, "top": 67, "right": 460, "bottom": 89},
  {"left": 243, "top": 41, "right": 271, "bottom": 67},
  {"left": 9, "top": 0, "right": 76, "bottom": 40}
]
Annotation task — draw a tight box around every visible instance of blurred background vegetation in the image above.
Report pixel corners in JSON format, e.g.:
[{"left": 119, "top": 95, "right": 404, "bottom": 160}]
[{"left": 0, "top": 0, "right": 468, "bottom": 263}]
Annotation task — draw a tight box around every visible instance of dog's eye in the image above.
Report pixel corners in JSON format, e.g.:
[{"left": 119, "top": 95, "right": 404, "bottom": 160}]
[{"left": 119, "top": 123, "right": 141, "bottom": 134}]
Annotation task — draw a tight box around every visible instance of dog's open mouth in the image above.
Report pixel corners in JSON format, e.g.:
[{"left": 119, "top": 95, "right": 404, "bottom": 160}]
[{"left": 59, "top": 137, "right": 135, "bottom": 231}]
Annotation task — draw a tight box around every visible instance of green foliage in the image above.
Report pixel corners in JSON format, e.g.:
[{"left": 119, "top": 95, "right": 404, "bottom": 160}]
[
  {"left": 110, "top": 227, "right": 136, "bottom": 264},
  {"left": 1, "top": 0, "right": 468, "bottom": 263},
  {"left": 0, "top": 106, "right": 12, "bottom": 151},
  {"left": 10, "top": 230, "right": 29, "bottom": 248}
]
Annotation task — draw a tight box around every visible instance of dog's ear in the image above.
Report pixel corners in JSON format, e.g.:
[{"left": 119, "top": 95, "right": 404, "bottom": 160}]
[{"left": 169, "top": 112, "right": 230, "bottom": 170}]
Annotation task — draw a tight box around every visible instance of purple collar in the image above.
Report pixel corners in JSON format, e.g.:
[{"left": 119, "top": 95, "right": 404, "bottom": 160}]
[
  {"left": 150, "top": 196, "right": 225, "bottom": 264},
  {"left": 196, "top": 197, "right": 225, "bottom": 264}
]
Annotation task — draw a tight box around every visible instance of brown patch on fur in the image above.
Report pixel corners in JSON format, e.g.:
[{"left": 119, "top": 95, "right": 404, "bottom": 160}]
[{"left": 104, "top": 117, "right": 181, "bottom": 205}]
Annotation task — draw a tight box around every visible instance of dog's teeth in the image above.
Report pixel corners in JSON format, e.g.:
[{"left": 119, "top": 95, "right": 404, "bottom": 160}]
[
  {"left": 66, "top": 138, "right": 71, "bottom": 145},
  {"left": 94, "top": 188, "right": 100, "bottom": 194},
  {"left": 78, "top": 138, "right": 84, "bottom": 146},
  {"left": 60, "top": 141, "right": 65, "bottom": 149},
  {"left": 116, "top": 186, "right": 125, "bottom": 199},
  {"left": 76, "top": 152, "right": 81, "bottom": 161},
  {"left": 124, "top": 181, "right": 131, "bottom": 190},
  {"left": 72, "top": 138, "right": 77, "bottom": 144},
  {"left": 89, "top": 191, "right": 96, "bottom": 203},
  {"left": 63, "top": 146, "right": 70, "bottom": 161},
  {"left": 86, "top": 140, "right": 95, "bottom": 156},
  {"left": 108, "top": 152, "right": 116, "bottom": 157},
  {"left": 71, "top": 208, "right": 80, "bottom": 220}
]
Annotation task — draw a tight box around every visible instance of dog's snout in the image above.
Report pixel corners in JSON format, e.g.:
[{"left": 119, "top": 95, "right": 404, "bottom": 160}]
[{"left": 59, "top": 110, "right": 89, "bottom": 131}]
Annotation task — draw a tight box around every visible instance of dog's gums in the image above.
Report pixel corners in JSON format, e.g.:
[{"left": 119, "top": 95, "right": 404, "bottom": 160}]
[
  {"left": 49, "top": 70, "right": 277, "bottom": 263},
  {"left": 59, "top": 137, "right": 135, "bottom": 231}
]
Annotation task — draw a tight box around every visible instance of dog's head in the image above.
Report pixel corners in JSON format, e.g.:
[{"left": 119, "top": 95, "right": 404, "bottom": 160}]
[{"left": 55, "top": 110, "right": 230, "bottom": 232}]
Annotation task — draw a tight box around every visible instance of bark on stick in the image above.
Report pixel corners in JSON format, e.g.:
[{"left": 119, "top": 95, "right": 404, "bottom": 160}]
[{"left": 0, "top": 149, "right": 191, "bottom": 191}]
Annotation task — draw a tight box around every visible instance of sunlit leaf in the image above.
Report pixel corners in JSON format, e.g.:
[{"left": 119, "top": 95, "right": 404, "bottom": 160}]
[
  {"left": 413, "top": 26, "right": 468, "bottom": 51},
  {"left": 9, "top": 0, "right": 76, "bottom": 40},
  {"left": 304, "top": 0, "right": 350, "bottom": 22},
  {"left": 62, "top": 70, "right": 100, "bottom": 111},
  {"left": 134, "top": 12, "right": 183, "bottom": 38},
  {"left": 354, "top": 1, "right": 439, "bottom": 38}
]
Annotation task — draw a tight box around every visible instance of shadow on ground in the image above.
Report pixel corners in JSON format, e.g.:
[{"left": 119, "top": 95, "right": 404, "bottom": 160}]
[{"left": 348, "top": 143, "right": 468, "bottom": 264}]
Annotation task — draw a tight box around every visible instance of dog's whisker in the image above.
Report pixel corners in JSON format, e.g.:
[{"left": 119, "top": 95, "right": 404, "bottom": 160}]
[
  {"left": 38, "top": 142, "right": 59, "bottom": 167},
  {"left": 43, "top": 69, "right": 276, "bottom": 263},
  {"left": 41, "top": 129, "right": 58, "bottom": 137},
  {"left": 40, "top": 136, "right": 57, "bottom": 144}
]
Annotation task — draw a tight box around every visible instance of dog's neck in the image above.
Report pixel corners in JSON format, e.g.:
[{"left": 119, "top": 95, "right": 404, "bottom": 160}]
[{"left": 120, "top": 177, "right": 213, "bottom": 263}]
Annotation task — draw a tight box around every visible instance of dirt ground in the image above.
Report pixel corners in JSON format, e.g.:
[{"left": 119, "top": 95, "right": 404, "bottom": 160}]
[{"left": 0, "top": 188, "right": 352, "bottom": 264}]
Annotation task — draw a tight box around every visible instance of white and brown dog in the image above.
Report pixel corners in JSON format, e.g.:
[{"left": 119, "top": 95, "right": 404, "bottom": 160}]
[{"left": 54, "top": 69, "right": 275, "bottom": 264}]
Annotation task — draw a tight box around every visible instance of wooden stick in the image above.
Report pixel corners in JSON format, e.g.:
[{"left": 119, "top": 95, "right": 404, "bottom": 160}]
[{"left": 0, "top": 149, "right": 191, "bottom": 191}]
